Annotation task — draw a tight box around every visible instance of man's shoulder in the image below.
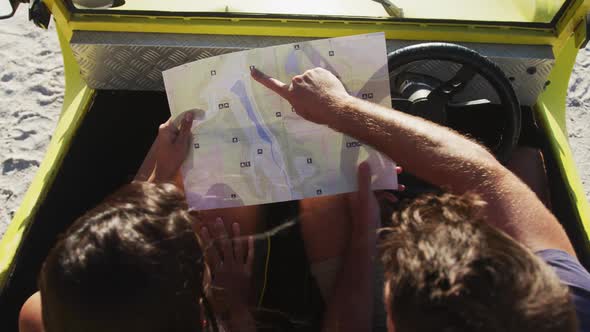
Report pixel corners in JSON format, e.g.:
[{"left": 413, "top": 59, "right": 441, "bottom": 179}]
[{"left": 537, "top": 249, "right": 590, "bottom": 332}]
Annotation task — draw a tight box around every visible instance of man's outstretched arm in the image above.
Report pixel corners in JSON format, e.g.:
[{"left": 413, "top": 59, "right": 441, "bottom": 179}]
[{"left": 252, "top": 67, "right": 575, "bottom": 256}]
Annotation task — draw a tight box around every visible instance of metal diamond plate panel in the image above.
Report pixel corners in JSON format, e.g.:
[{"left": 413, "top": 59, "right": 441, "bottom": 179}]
[
  {"left": 70, "top": 32, "right": 554, "bottom": 106},
  {"left": 71, "top": 32, "right": 319, "bottom": 91},
  {"left": 72, "top": 44, "right": 236, "bottom": 90}
]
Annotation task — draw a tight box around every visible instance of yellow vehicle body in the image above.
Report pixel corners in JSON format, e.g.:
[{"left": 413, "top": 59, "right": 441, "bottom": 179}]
[{"left": 1, "top": 0, "right": 589, "bottom": 329}]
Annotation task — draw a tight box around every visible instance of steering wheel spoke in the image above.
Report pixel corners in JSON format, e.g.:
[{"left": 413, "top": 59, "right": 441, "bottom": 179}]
[
  {"left": 447, "top": 99, "right": 496, "bottom": 121},
  {"left": 429, "top": 64, "right": 478, "bottom": 103},
  {"left": 448, "top": 99, "right": 492, "bottom": 108},
  {"left": 447, "top": 100, "right": 505, "bottom": 151},
  {"left": 391, "top": 97, "right": 414, "bottom": 111}
]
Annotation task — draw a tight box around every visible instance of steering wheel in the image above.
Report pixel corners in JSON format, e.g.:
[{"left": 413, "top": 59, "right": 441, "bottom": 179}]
[{"left": 387, "top": 43, "right": 521, "bottom": 163}]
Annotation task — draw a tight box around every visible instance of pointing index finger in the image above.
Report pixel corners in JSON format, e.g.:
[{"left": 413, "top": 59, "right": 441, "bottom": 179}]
[{"left": 251, "top": 67, "right": 290, "bottom": 101}]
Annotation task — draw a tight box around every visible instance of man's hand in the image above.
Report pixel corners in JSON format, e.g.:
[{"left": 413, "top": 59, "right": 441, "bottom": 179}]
[
  {"left": 251, "top": 67, "right": 350, "bottom": 125},
  {"left": 322, "top": 163, "right": 379, "bottom": 332},
  {"left": 347, "top": 162, "right": 380, "bottom": 248},
  {"left": 135, "top": 112, "right": 194, "bottom": 184}
]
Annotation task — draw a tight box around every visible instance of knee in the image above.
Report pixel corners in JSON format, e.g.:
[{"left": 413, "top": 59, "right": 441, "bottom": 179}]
[{"left": 19, "top": 292, "right": 44, "bottom": 332}]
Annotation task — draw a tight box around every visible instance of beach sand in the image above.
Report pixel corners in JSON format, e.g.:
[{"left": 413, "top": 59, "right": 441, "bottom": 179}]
[
  {"left": 1, "top": 8, "right": 63, "bottom": 235},
  {"left": 567, "top": 49, "right": 590, "bottom": 199},
  {"left": 0, "top": 7, "right": 589, "bottom": 237}
]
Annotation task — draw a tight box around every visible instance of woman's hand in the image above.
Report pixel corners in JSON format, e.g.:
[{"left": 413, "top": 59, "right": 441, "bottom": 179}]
[
  {"left": 200, "top": 219, "right": 254, "bottom": 309},
  {"left": 200, "top": 218, "right": 256, "bottom": 331},
  {"left": 135, "top": 112, "right": 194, "bottom": 184}
]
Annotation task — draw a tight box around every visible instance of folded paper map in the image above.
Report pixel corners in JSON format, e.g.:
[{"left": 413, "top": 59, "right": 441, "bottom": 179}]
[{"left": 163, "top": 32, "right": 397, "bottom": 210}]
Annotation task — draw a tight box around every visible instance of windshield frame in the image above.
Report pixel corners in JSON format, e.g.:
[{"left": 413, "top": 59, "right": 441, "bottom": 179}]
[{"left": 64, "top": 0, "right": 576, "bottom": 29}]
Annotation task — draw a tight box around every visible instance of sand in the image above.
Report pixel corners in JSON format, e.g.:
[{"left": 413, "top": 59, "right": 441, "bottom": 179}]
[
  {"left": 567, "top": 46, "right": 590, "bottom": 199},
  {"left": 0, "top": 8, "right": 64, "bottom": 236},
  {"left": 0, "top": 7, "right": 589, "bottom": 237}
]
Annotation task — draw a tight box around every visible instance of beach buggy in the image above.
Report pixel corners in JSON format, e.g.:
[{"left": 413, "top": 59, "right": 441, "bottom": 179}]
[{"left": 1, "top": 0, "right": 589, "bottom": 330}]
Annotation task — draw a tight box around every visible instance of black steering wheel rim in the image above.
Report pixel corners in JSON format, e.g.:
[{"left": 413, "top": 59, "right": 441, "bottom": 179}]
[{"left": 387, "top": 43, "right": 521, "bottom": 163}]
